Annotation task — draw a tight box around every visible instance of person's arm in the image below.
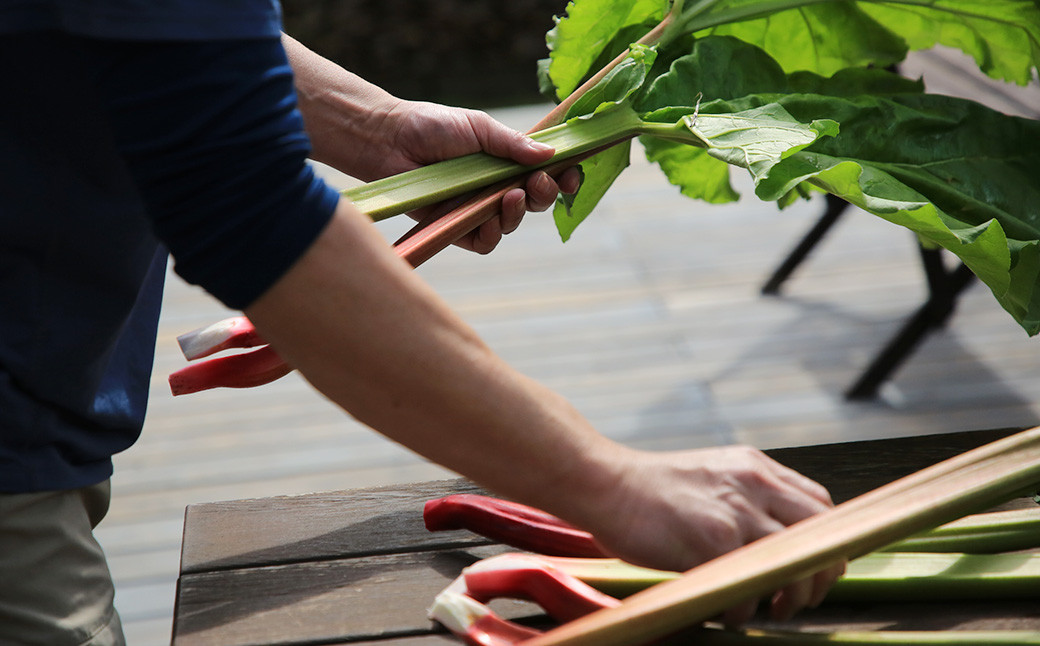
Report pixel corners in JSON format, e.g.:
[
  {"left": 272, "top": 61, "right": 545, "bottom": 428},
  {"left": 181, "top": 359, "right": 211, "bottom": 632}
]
[
  {"left": 244, "top": 197, "right": 844, "bottom": 624},
  {"left": 281, "top": 34, "right": 580, "bottom": 254},
  {"left": 108, "top": 34, "right": 838, "bottom": 623}
]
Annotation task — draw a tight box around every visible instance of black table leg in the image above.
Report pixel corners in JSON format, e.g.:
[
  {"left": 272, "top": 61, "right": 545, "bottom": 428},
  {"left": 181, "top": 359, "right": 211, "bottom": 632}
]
[
  {"left": 761, "top": 194, "right": 849, "bottom": 295},
  {"left": 844, "top": 248, "right": 976, "bottom": 400}
]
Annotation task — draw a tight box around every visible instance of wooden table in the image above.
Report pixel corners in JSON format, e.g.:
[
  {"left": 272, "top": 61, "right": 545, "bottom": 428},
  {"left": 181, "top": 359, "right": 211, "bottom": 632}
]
[{"left": 172, "top": 428, "right": 1040, "bottom": 645}]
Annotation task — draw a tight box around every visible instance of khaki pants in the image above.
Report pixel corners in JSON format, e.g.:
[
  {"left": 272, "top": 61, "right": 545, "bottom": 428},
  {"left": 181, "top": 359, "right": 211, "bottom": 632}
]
[{"left": 0, "top": 481, "right": 124, "bottom": 646}]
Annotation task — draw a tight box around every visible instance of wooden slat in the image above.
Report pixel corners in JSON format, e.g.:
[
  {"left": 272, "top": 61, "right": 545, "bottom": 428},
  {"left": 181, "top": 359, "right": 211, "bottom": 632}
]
[
  {"left": 765, "top": 427, "right": 1023, "bottom": 504},
  {"left": 174, "top": 548, "right": 1040, "bottom": 646},
  {"left": 173, "top": 429, "right": 1039, "bottom": 645},
  {"left": 173, "top": 545, "right": 527, "bottom": 646},
  {"left": 179, "top": 428, "right": 1028, "bottom": 575},
  {"left": 180, "top": 479, "right": 487, "bottom": 574}
]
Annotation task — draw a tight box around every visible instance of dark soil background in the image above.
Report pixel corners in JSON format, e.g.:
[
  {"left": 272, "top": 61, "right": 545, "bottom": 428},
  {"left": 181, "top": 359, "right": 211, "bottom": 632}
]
[{"left": 282, "top": 0, "right": 571, "bottom": 108}]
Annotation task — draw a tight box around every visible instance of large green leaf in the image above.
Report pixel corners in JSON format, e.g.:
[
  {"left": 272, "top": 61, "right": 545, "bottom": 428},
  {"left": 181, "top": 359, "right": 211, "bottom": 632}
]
[
  {"left": 680, "top": 0, "right": 1040, "bottom": 81},
  {"left": 689, "top": 93, "right": 1040, "bottom": 334},
  {"left": 544, "top": 0, "right": 1040, "bottom": 99},
  {"left": 545, "top": 0, "right": 665, "bottom": 100},
  {"left": 634, "top": 36, "right": 922, "bottom": 205},
  {"left": 682, "top": 103, "right": 839, "bottom": 184},
  {"left": 554, "top": 141, "right": 633, "bottom": 241},
  {"left": 640, "top": 139, "right": 740, "bottom": 203},
  {"left": 860, "top": 0, "right": 1040, "bottom": 85},
  {"left": 691, "top": 2, "right": 908, "bottom": 75},
  {"left": 551, "top": 43, "right": 660, "bottom": 240}
]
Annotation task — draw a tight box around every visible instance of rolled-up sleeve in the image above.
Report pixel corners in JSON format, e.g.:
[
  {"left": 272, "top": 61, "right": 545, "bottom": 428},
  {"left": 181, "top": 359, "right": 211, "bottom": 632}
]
[{"left": 99, "top": 37, "right": 341, "bottom": 309}]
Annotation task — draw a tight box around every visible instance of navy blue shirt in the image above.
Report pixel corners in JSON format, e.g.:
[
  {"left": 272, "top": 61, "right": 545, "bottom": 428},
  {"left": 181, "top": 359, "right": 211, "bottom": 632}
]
[
  {"left": 0, "top": 2, "right": 340, "bottom": 491},
  {"left": 0, "top": 0, "right": 282, "bottom": 40}
]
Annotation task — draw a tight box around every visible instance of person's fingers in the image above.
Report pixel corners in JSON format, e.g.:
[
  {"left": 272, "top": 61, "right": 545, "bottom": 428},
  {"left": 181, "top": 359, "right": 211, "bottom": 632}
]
[
  {"left": 810, "top": 561, "right": 847, "bottom": 608},
  {"left": 720, "top": 599, "right": 759, "bottom": 628},
  {"left": 466, "top": 110, "right": 555, "bottom": 165},
  {"left": 558, "top": 166, "right": 582, "bottom": 194},
  {"left": 749, "top": 459, "right": 834, "bottom": 528},
  {"left": 470, "top": 216, "right": 504, "bottom": 255},
  {"left": 739, "top": 509, "right": 786, "bottom": 544},
  {"left": 524, "top": 172, "right": 559, "bottom": 213},
  {"left": 766, "top": 460, "right": 835, "bottom": 508},
  {"left": 764, "top": 482, "right": 833, "bottom": 528},
  {"left": 770, "top": 577, "right": 815, "bottom": 622},
  {"left": 769, "top": 557, "right": 846, "bottom": 621},
  {"left": 500, "top": 188, "right": 527, "bottom": 234}
]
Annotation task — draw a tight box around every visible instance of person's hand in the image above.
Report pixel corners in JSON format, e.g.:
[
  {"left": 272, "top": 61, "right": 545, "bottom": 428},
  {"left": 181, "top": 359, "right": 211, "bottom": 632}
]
[
  {"left": 356, "top": 99, "right": 582, "bottom": 254},
  {"left": 282, "top": 35, "right": 579, "bottom": 254},
  {"left": 578, "top": 445, "right": 845, "bottom": 626}
]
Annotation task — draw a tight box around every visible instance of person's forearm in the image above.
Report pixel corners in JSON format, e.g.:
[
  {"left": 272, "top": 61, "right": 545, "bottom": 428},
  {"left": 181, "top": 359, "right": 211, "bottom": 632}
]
[
  {"left": 281, "top": 33, "right": 403, "bottom": 178},
  {"left": 243, "top": 198, "right": 627, "bottom": 526}
]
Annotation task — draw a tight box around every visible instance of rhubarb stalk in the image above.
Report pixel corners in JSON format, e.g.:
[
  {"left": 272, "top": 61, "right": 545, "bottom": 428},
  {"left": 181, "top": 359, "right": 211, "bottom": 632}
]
[
  {"left": 520, "top": 427, "right": 1040, "bottom": 646},
  {"left": 396, "top": 2, "right": 680, "bottom": 260},
  {"left": 423, "top": 494, "right": 606, "bottom": 558},
  {"left": 532, "top": 552, "right": 1040, "bottom": 602}
]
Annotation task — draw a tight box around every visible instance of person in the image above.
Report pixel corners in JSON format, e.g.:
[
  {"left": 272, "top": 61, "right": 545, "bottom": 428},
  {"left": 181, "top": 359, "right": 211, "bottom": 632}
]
[{"left": 0, "top": 2, "right": 843, "bottom": 644}]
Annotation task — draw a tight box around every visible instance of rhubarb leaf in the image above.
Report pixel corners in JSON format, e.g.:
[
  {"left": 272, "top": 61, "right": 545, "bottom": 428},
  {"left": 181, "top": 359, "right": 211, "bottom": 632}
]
[
  {"left": 680, "top": 104, "right": 839, "bottom": 186},
  {"left": 552, "top": 43, "right": 658, "bottom": 240},
  {"left": 544, "top": 1, "right": 1040, "bottom": 100},
  {"left": 632, "top": 36, "right": 921, "bottom": 206},
  {"left": 688, "top": 2, "right": 908, "bottom": 76},
  {"left": 545, "top": 0, "right": 665, "bottom": 100},
  {"left": 691, "top": 93, "right": 1040, "bottom": 334},
  {"left": 566, "top": 43, "right": 659, "bottom": 119},
  {"left": 860, "top": 0, "right": 1040, "bottom": 85},
  {"left": 640, "top": 139, "right": 739, "bottom": 204},
  {"left": 555, "top": 141, "right": 633, "bottom": 242},
  {"left": 677, "top": 0, "right": 1040, "bottom": 82}
]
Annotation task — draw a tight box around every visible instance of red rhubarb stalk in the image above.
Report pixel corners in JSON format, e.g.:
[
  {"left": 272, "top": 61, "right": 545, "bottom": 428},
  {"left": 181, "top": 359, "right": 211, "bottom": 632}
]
[
  {"left": 464, "top": 554, "right": 621, "bottom": 622},
  {"left": 395, "top": 145, "right": 617, "bottom": 268},
  {"left": 176, "top": 316, "right": 264, "bottom": 360},
  {"left": 168, "top": 345, "right": 291, "bottom": 396},
  {"left": 429, "top": 591, "right": 543, "bottom": 646},
  {"left": 423, "top": 494, "right": 608, "bottom": 558}
]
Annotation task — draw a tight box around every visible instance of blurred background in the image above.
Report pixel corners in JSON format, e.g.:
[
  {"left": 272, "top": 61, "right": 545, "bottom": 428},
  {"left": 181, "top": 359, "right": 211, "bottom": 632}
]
[
  {"left": 92, "top": 3, "right": 1040, "bottom": 643},
  {"left": 281, "top": 0, "right": 568, "bottom": 107}
]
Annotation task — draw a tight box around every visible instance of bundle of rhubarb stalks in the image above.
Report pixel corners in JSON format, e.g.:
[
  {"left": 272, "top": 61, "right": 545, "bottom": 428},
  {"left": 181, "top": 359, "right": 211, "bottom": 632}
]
[{"left": 423, "top": 428, "right": 1040, "bottom": 646}]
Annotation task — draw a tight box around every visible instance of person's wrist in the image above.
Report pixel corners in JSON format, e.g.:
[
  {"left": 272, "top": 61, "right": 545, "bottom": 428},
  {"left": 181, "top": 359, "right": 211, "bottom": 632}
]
[{"left": 546, "top": 436, "right": 643, "bottom": 536}]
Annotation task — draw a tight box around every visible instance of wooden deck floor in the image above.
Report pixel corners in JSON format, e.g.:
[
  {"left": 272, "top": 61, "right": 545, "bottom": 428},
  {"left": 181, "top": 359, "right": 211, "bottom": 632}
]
[{"left": 95, "top": 48, "right": 1040, "bottom": 644}]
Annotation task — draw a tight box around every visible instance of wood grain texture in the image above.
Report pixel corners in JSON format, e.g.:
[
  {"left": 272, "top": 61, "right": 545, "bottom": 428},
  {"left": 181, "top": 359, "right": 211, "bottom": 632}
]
[
  {"left": 180, "top": 479, "right": 487, "bottom": 574},
  {"left": 179, "top": 428, "right": 1029, "bottom": 574},
  {"left": 765, "top": 427, "right": 1024, "bottom": 504},
  {"left": 174, "top": 545, "right": 529, "bottom": 646},
  {"left": 175, "top": 546, "right": 1040, "bottom": 646},
  {"left": 174, "top": 428, "right": 1040, "bottom": 645}
]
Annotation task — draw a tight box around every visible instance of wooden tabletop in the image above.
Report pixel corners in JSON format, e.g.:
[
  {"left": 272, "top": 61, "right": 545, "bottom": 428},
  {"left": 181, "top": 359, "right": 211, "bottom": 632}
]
[{"left": 172, "top": 428, "right": 1040, "bottom": 645}]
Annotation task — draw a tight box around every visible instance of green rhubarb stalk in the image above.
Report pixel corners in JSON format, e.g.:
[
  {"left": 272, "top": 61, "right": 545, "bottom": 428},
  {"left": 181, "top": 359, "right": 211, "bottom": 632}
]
[
  {"left": 540, "top": 551, "right": 1040, "bottom": 602},
  {"left": 829, "top": 552, "right": 1040, "bottom": 602},
  {"left": 342, "top": 105, "right": 646, "bottom": 221},
  {"left": 883, "top": 508, "right": 1040, "bottom": 554},
  {"left": 343, "top": 98, "right": 830, "bottom": 225},
  {"left": 688, "top": 626, "right": 1040, "bottom": 645}
]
